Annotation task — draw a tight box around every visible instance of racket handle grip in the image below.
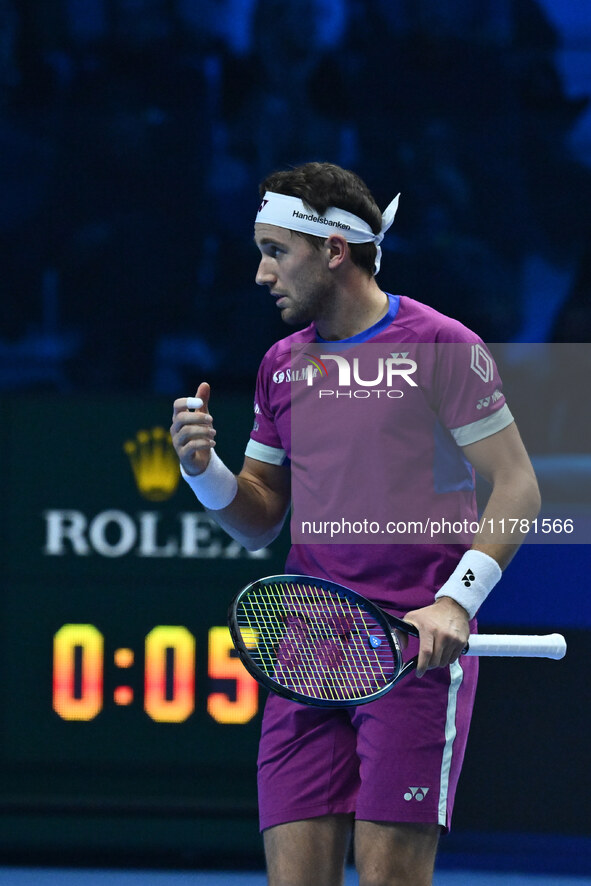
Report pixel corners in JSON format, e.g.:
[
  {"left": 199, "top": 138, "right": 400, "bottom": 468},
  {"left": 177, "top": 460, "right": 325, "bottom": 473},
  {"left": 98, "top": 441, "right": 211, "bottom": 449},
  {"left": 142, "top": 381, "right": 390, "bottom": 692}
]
[{"left": 464, "top": 632, "right": 567, "bottom": 660}]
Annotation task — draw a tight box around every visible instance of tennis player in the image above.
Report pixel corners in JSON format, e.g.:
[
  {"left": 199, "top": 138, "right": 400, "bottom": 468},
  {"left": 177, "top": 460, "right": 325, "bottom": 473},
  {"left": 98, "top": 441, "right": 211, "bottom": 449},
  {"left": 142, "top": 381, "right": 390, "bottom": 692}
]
[{"left": 170, "top": 162, "right": 540, "bottom": 886}]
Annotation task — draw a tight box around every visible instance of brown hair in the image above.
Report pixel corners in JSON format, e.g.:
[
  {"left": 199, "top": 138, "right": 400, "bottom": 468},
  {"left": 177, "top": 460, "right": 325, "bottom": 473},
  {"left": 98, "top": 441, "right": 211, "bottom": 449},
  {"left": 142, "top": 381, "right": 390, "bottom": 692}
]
[{"left": 259, "top": 162, "right": 382, "bottom": 276}]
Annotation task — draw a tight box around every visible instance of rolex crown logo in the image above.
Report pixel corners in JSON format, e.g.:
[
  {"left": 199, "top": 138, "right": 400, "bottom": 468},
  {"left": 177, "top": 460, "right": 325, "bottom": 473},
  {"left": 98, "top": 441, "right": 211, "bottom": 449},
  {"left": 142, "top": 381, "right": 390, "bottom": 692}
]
[{"left": 124, "top": 427, "right": 180, "bottom": 501}]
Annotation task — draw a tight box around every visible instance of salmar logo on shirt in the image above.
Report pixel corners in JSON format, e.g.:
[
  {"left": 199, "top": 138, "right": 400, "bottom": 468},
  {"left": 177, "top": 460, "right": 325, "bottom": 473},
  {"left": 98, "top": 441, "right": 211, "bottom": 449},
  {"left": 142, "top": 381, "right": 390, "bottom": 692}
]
[
  {"left": 272, "top": 353, "right": 330, "bottom": 384},
  {"left": 272, "top": 366, "right": 321, "bottom": 384}
]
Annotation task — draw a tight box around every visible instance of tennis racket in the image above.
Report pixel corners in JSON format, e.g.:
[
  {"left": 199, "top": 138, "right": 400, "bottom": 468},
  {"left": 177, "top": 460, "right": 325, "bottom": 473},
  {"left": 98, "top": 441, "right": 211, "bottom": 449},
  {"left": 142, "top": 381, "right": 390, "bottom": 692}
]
[{"left": 228, "top": 574, "right": 567, "bottom": 707}]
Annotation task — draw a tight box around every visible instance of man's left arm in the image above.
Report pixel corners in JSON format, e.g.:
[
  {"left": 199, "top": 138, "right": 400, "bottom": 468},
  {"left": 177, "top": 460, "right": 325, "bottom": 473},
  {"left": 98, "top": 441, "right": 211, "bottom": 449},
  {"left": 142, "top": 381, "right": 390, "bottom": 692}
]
[{"left": 404, "top": 422, "right": 541, "bottom": 676}]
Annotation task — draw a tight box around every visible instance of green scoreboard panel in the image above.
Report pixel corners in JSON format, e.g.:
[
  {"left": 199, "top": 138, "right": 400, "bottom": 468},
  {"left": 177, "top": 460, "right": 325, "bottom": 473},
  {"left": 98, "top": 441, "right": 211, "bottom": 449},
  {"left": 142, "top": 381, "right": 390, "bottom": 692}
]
[
  {"left": 0, "top": 389, "right": 587, "bottom": 864},
  {"left": 0, "top": 393, "right": 289, "bottom": 863}
]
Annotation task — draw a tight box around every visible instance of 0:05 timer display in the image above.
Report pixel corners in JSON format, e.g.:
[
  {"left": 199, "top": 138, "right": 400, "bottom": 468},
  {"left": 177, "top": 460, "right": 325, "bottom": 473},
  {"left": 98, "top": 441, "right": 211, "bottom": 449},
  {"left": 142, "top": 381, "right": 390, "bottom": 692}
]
[{"left": 52, "top": 624, "right": 259, "bottom": 725}]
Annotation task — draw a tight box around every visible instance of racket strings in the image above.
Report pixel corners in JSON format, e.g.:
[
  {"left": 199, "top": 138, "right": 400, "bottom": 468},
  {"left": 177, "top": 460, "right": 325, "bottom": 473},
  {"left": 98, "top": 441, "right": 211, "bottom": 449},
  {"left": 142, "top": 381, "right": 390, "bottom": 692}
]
[
  {"left": 282, "top": 582, "right": 357, "bottom": 700},
  {"left": 304, "top": 583, "right": 384, "bottom": 697},
  {"left": 236, "top": 581, "right": 397, "bottom": 702},
  {"left": 342, "top": 593, "right": 389, "bottom": 686},
  {"left": 241, "top": 583, "right": 341, "bottom": 700},
  {"left": 287, "top": 583, "right": 395, "bottom": 699}
]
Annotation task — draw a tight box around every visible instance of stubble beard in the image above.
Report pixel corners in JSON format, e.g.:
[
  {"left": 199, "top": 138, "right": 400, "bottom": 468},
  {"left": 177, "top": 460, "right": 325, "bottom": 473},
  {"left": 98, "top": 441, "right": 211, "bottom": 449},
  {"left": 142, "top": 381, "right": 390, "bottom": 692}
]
[{"left": 279, "top": 275, "right": 336, "bottom": 329}]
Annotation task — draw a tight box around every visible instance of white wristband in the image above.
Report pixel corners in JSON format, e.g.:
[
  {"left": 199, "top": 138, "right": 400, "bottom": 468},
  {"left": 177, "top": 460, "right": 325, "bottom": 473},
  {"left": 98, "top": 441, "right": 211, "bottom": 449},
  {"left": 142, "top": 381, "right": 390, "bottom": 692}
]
[
  {"left": 434, "top": 549, "right": 502, "bottom": 619},
  {"left": 180, "top": 450, "right": 238, "bottom": 510}
]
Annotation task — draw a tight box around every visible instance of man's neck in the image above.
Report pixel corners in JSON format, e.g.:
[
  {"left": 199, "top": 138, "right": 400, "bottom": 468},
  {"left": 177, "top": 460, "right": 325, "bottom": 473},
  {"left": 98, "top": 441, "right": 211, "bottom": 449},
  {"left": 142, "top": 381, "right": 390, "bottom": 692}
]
[{"left": 315, "top": 279, "right": 390, "bottom": 341}]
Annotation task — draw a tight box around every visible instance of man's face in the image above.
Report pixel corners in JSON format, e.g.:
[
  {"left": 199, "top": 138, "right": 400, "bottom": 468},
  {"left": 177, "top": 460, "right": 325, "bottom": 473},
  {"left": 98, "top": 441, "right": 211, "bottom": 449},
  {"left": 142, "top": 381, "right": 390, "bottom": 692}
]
[{"left": 254, "top": 223, "right": 335, "bottom": 327}]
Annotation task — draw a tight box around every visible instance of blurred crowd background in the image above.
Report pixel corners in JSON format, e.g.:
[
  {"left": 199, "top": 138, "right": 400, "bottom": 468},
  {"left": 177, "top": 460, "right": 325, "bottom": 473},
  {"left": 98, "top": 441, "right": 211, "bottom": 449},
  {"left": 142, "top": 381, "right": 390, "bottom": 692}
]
[{"left": 1, "top": 0, "right": 591, "bottom": 395}]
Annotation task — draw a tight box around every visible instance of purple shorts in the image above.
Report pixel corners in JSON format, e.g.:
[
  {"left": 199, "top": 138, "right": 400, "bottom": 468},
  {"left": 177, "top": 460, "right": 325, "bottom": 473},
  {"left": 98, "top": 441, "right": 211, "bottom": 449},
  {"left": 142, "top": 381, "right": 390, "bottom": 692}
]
[{"left": 257, "top": 653, "right": 478, "bottom": 833}]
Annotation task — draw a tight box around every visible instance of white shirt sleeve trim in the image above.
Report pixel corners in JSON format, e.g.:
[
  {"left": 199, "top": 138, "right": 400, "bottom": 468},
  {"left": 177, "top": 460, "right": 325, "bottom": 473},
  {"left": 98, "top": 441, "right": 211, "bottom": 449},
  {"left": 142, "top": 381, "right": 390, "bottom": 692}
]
[
  {"left": 449, "top": 403, "right": 514, "bottom": 447},
  {"left": 245, "top": 438, "right": 289, "bottom": 465}
]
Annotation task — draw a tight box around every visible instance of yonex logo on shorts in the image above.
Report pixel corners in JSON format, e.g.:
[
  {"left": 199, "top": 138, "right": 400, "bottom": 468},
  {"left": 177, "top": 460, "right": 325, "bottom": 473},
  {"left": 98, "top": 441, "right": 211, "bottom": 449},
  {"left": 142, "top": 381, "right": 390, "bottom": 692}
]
[{"left": 404, "top": 787, "right": 429, "bottom": 802}]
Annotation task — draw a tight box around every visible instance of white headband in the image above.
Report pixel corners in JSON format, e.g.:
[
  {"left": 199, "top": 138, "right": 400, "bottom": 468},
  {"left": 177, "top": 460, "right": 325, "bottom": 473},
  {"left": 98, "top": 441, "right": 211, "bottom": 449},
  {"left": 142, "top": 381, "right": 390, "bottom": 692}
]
[{"left": 256, "top": 190, "right": 400, "bottom": 274}]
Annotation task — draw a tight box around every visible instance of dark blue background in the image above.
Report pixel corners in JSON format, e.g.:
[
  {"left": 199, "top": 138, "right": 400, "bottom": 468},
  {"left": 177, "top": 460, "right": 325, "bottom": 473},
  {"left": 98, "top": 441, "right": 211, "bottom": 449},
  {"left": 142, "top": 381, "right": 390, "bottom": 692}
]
[{"left": 2, "top": 0, "right": 591, "bottom": 393}]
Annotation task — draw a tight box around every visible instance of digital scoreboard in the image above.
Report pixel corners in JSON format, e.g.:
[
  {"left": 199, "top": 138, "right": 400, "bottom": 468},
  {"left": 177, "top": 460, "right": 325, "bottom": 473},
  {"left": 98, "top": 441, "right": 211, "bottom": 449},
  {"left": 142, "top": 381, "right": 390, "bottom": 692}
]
[
  {"left": 0, "top": 392, "right": 289, "bottom": 863},
  {"left": 52, "top": 622, "right": 257, "bottom": 725}
]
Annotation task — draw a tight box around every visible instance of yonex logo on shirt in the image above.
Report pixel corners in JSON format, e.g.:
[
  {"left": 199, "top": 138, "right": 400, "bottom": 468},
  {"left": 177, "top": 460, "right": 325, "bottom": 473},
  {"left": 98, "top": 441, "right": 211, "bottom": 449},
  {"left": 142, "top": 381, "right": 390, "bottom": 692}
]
[{"left": 476, "top": 389, "right": 503, "bottom": 410}]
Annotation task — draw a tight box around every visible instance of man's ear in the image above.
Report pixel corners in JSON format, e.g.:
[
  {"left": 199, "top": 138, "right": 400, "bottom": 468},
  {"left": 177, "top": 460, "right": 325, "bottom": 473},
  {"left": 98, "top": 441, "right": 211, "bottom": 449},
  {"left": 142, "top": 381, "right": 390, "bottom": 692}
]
[{"left": 325, "top": 234, "right": 349, "bottom": 269}]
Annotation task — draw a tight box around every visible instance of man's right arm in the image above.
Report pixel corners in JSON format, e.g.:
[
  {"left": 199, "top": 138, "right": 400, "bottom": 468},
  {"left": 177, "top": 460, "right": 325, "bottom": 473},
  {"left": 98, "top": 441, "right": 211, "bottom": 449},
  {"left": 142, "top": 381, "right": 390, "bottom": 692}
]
[
  {"left": 170, "top": 385, "right": 291, "bottom": 551},
  {"left": 208, "top": 456, "right": 291, "bottom": 550}
]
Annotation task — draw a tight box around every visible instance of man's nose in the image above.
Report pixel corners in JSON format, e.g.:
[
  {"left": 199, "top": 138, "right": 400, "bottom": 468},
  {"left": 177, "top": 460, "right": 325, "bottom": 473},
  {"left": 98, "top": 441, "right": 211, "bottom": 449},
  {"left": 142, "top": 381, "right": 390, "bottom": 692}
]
[{"left": 255, "top": 257, "right": 276, "bottom": 287}]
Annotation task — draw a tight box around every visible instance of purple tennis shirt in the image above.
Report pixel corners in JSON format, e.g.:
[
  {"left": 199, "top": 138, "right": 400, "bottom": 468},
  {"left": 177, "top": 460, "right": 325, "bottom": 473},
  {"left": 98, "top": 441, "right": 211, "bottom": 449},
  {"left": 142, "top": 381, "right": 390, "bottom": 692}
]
[{"left": 245, "top": 295, "right": 513, "bottom": 615}]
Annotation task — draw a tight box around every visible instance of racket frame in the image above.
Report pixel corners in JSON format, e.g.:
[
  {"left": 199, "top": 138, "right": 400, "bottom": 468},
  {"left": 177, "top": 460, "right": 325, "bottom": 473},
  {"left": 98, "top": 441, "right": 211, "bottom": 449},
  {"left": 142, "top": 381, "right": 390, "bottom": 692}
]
[{"left": 228, "top": 574, "right": 422, "bottom": 707}]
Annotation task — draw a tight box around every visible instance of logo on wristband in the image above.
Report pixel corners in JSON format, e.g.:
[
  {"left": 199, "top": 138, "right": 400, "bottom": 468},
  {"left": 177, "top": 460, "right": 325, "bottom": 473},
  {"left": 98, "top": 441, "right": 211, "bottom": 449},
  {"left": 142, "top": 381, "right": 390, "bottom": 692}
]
[{"left": 461, "top": 569, "right": 475, "bottom": 587}]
